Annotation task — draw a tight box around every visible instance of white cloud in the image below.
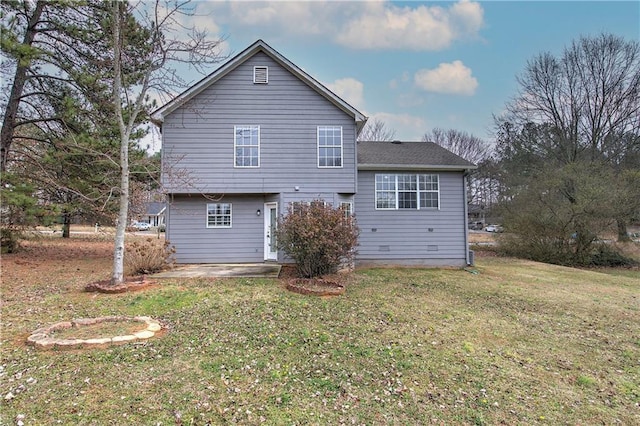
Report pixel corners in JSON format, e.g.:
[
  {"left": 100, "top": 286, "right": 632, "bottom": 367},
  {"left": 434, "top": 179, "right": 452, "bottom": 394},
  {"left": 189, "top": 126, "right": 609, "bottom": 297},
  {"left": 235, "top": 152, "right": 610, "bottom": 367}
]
[
  {"left": 325, "top": 78, "right": 365, "bottom": 111},
  {"left": 224, "top": 1, "right": 352, "bottom": 37},
  {"left": 368, "top": 112, "right": 427, "bottom": 141},
  {"left": 450, "top": 0, "right": 485, "bottom": 38},
  {"left": 335, "top": 1, "right": 484, "bottom": 50},
  {"left": 194, "top": 1, "right": 484, "bottom": 51},
  {"left": 414, "top": 61, "right": 478, "bottom": 96}
]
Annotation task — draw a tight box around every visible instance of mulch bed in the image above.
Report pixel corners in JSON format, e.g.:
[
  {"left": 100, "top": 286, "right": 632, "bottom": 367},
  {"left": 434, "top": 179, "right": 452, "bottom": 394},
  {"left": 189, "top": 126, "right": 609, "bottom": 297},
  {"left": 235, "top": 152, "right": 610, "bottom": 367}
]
[
  {"left": 84, "top": 275, "right": 158, "bottom": 294},
  {"left": 285, "top": 278, "right": 345, "bottom": 296}
]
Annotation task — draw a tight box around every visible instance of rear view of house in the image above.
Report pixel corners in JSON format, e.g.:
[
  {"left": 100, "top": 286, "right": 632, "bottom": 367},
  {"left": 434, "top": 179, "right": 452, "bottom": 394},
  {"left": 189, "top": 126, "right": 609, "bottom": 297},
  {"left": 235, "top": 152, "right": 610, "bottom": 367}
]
[{"left": 152, "top": 40, "right": 475, "bottom": 267}]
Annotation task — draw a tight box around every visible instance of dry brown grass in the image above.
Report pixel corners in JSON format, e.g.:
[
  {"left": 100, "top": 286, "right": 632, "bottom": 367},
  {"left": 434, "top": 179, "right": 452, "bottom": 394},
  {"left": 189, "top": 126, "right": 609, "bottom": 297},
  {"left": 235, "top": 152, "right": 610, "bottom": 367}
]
[
  {"left": 468, "top": 231, "right": 498, "bottom": 244},
  {"left": 1, "top": 236, "right": 638, "bottom": 425}
]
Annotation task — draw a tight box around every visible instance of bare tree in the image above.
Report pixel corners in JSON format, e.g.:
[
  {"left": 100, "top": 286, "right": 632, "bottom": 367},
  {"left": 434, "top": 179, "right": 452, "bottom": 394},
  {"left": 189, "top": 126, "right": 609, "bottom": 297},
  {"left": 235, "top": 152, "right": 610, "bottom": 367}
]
[
  {"left": 422, "top": 128, "right": 495, "bottom": 210},
  {"left": 422, "top": 128, "right": 490, "bottom": 164},
  {"left": 500, "top": 33, "right": 640, "bottom": 240},
  {"left": 506, "top": 33, "right": 639, "bottom": 162},
  {"left": 357, "top": 118, "right": 396, "bottom": 142},
  {"left": 109, "top": 1, "right": 227, "bottom": 285}
]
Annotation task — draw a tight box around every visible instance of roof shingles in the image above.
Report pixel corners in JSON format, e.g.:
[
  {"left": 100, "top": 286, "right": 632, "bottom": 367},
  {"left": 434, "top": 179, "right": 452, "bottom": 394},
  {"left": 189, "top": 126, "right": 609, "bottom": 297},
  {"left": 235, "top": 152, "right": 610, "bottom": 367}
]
[{"left": 357, "top": 141, "right": 476, "bottom": 170}]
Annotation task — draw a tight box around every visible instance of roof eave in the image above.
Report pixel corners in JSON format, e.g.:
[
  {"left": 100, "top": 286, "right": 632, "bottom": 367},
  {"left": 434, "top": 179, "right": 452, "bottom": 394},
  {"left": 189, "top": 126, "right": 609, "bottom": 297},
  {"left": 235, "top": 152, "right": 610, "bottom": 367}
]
[{"left": 358, "top": 164, "right": 477, "bottom": 171}]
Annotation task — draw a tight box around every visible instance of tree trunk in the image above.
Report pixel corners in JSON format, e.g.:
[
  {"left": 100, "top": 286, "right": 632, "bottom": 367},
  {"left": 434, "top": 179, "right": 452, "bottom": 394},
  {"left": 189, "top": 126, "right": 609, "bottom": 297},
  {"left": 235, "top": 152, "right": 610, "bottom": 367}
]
[
  {"left": 62, "top": 211, "right": 71, "bottom": 238},
  {"left": 111, "top": 155, "right": 129, "bottom": 285},
  {"left": 110, "top": 1, "right": 128, "bottom": 286},
  {"left": 617, "top": 219, "right": 631, "bottom": 242},
  {"left": 0, "top": 1, "right": 46, "bottom": 173}
]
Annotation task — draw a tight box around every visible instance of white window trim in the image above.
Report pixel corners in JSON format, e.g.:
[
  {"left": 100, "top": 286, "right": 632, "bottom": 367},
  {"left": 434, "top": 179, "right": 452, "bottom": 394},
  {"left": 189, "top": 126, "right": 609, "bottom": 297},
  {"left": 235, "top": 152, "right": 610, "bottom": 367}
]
[
  {"left": 340, "top": 201, "right": 353, "bottom": 218},
  {"left": 253, "top": 66, "right": 268, "bottom": 84},
  {"left": 206, "top": 203, "right": 232, "bottom": 228},
  {"left": 234, "top": 125, "right": 260, "bottom": 168},
  {"left": 375, "top": 174, "right": 397, "bottom": 210},
  {"left": 418, "top": 174, "right": 440, "bottom": 210},
  {"left": 317, "top": 126, "right": 343, "bottom": 168},
  {"left": 374, "top": 174, "right": 440, "bottom": 211}
]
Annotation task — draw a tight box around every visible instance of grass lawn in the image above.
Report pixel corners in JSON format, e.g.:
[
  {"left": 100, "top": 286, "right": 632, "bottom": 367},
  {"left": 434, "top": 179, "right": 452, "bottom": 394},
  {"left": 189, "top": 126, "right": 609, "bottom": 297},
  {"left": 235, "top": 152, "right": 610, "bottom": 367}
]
[{"left": 1, "top": 237, "right": 639, "bottom": 425}]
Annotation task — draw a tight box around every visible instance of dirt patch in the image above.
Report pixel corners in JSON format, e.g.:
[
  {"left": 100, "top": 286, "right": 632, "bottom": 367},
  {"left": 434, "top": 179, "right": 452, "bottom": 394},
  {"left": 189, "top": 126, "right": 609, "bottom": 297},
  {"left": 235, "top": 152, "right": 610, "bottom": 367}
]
[
  {"left": 2, "top": 238, "right": 163, "bottom": 296},
  {"left": 2, "top": 238, "right": 114, "bottom": 298}
]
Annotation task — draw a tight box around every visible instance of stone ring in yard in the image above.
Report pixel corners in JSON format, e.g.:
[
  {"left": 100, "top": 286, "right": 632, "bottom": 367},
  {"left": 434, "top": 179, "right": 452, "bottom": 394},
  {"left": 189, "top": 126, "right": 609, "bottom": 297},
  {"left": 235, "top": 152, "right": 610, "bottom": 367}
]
[{"left": 26, "top": 316, "right": 163, "bottom": 350}]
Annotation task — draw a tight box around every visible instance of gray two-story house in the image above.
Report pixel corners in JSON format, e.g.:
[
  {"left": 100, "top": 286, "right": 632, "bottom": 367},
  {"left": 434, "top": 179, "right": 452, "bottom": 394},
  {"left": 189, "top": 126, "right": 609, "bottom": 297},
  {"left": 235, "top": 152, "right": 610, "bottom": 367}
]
[{"left": 152, "top": 40, "right": 475, "bottom": 267}]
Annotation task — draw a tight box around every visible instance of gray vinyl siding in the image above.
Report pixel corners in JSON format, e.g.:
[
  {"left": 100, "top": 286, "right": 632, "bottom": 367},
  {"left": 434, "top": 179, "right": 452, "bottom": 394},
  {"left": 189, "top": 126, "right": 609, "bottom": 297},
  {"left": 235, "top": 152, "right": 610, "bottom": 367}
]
[
  {"left": 354, "top": 171, "right": 468, "bottom": 266},
  {"left": 162, "top": 51, "right": 357, "bottom": 194},
  {"left": 168, "top": 192, "right": 355, "bottom": 264},
  {"left": 167, "top": 194, "right": 265, "bottom": 263}
]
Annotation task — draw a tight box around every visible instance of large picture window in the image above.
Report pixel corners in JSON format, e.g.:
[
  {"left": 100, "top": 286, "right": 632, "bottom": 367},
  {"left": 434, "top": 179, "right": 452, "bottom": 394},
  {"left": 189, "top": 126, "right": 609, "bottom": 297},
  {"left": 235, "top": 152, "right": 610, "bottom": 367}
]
[
  {"left": 317, "top": 126, "right": 342, "bottom": 167},
  {"left": 207, "top": 203, "right": 232, "bottom": 228},
  {"left": 234, "top": 125, "right": 259, "bottom": 167},
  {"left": 375, "top": 174, "right": 439, "bottom": 210}
]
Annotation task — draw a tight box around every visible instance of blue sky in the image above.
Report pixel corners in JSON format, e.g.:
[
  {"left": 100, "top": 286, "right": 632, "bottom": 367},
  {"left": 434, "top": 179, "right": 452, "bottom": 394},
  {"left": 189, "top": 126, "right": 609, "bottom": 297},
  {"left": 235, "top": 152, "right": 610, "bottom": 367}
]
[{"left": 158, "top": 1, "right": 639, "bottom": 144}]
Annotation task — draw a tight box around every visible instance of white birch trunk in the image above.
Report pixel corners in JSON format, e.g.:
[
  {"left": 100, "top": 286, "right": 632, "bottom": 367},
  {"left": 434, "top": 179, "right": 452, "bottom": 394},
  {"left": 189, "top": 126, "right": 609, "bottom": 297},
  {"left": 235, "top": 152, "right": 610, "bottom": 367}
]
[{"left": 111, "top": 2, "right": 128, "bottom": 285}]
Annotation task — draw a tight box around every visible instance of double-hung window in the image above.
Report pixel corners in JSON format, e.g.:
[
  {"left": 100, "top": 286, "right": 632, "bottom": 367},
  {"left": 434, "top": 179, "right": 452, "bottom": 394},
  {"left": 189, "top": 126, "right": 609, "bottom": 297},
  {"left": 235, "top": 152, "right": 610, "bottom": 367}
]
[
  {"left": 317, "top": 126, "right": 342, "bottom": 167},
  {"left": 340, "top": 202, "right": 353, "bottom": 218},
  {"left": 207, "top": 203, "right": 232, "bottom": 228},
  {"left": 234, "top": 125, "right": 259, "bottom": 167},
  {"left": 398, "top": 174, "right": 417, "bottom": 209},
  {"left": 375, "top": 174, "right": 397, "bottom": 209},
  {"left": 375, "top": 174, "right": 439, "bottom": 210},
  {"left": 419, "top": 174, "right": 439, "bottom": 208}
]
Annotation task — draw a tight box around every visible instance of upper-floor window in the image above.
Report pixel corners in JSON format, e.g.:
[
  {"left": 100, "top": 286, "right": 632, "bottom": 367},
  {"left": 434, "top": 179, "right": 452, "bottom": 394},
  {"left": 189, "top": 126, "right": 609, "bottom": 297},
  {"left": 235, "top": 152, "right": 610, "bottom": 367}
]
[
  {"left": 234, "top": 125, "right": 260, "bottom": 167},
  {"left": 375, "top": 174, "right": 439, "bottom": 210},
  {"left": 206, "top": 203, "right": 232, "bottom": 228},
  {"left": 317, "top": 126, "right": 342, "bottom": 168}
]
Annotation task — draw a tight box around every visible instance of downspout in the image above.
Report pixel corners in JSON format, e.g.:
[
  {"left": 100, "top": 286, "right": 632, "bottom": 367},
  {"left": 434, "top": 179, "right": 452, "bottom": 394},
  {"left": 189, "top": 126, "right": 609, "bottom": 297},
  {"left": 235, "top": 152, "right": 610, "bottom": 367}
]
[{"left": 463, "top": 170, "right": 471, "bottom": 266}]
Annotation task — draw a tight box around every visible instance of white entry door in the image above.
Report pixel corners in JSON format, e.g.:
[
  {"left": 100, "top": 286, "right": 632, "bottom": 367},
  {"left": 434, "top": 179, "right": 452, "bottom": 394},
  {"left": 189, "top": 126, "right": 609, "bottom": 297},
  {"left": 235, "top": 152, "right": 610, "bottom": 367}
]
[{"left": 264, "top": 202, "right": 278, "bottom": 261}]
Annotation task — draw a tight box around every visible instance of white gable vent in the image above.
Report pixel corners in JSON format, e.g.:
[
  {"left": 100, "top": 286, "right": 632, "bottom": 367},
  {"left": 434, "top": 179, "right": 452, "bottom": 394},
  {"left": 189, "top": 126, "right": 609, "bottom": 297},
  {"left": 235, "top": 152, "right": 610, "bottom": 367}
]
[{"left": 253, "top": 66, "right": 268, "bottom": 84}]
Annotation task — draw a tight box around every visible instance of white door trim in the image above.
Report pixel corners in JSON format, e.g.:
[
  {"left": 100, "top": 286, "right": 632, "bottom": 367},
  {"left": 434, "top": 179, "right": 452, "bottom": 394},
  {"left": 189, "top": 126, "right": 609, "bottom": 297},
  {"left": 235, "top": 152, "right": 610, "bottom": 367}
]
[{"left": 264, "top": 202, "right": 278, "bottom": 261}]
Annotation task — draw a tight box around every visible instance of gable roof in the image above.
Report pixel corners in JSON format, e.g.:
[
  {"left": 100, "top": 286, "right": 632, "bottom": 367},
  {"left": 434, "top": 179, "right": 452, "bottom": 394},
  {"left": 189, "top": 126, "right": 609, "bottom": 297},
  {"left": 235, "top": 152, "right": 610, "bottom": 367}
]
[
  {"left": 145, "top": 202, "right": 166, "bottom": 216},
  {"left": 151, "top": 40, "right": 367, "bottom": 132},
  {"left": 357, "top": 141, "right": 476, "bottom": 171}
]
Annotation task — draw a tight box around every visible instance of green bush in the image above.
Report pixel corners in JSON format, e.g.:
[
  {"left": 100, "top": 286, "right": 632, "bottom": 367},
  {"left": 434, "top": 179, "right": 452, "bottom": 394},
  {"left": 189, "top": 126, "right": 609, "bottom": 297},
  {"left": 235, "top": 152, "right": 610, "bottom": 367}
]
[
  {"left": 498, "top": 234, "right": 575, "bottom": 265},
  {"left": 125, "top": 238, "right": 176, "bottom": 275},
  {"left": 589, "top": 244, "right": 638, "bottom": 267},
  {"left": 499, "top": 234, "right": 637, "bottom": 268},
  {"left": 275, "top": 200, "right": 359, "bottom": 278}
]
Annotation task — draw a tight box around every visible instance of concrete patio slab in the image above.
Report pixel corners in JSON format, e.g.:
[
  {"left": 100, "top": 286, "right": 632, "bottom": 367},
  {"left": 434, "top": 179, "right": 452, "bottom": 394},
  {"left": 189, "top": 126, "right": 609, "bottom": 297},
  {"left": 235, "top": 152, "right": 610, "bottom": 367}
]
[{"left": 152, "top": 263, "right": 282, "bottom": 279}]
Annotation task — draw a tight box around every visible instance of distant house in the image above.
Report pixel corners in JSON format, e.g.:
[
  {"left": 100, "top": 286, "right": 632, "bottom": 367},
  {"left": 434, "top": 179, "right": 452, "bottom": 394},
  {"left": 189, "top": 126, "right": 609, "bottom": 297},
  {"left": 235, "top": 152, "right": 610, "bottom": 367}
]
[
  {"left": 152, "top": 40, "right": 476, "bottom": 266},
  {"left": 142, "top": 202, "right": 165, "bottom": 227}
]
